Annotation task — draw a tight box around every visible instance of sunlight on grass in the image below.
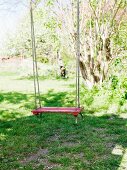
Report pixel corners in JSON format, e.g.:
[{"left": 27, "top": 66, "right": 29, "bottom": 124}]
[
  {"left": 119, "top": 113, "right": 127, "bottom": 119},
  {"left": 112, "top": 145, "right": 127, "bottom": 170},
  {"left": 112, "top": 144, "right": 123, "bottom": 156},
  {"left": 118, "top": 149, "right": 127, "bottom": 170},
  {"left": 0, "top": 77, "right": 75, "bottom": 93},
  {"left": 0, "top": 62, "right": 75, "bottom": 94},
  {"left": 0, "top": 133, "right": 7, "bottom": 141}
]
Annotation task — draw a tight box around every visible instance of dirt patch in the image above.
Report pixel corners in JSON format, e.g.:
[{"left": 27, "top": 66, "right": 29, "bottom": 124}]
[
  {"left": 73, "top": 152, "right": 84, "bottom": 159},
  {"left": 20, "top": 148, "right": 49, "bottom": 164},
  {"left": 92, "top": 127, "right": 106, "bottom": 132},
  {"left": 99, "top": 133, "right": 120, "bottom": 140},
  {"left": 48, "top": 134, "right": 60, "bottom": 142},
  {"left": 105, "top": 142, "right": 115, "bottom": 149},
  {"left": 20, "top": 148, "right": 61, "bottom": 169},
  {"left": 62, "top": 141, "right": 80, "bottom": 147},
  {"left": 38, "top": 158, "right": 61, "bottom": 170},
  {"left": 61, "top": 134, "right": 78, "bottom": 142},
  {"left": 55, "top": 152, "right": 90, "bottom": 168}
]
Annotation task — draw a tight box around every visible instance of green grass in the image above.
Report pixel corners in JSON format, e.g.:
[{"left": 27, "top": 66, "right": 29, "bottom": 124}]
[{"left": 0, "top": 64, "right": 127, "bottom": 170}]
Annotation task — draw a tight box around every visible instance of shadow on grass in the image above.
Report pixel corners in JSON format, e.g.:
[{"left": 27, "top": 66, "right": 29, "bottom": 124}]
[
  {"left": 17, "top": 75, "right": 70, "bottom": 81},
  {"left": 0, "top": 90, "right": 75, "bottom": 122},
  {"left": 0, "top": 110, "right": 26, "bottom": 121},
  {"left": 0, "top": 92, "right": 28, "bottom": 104},
  {"left": 41, "top": 90, "right": 75, "bottom": 107},
  {"left": 0, "top": 90, "right": 75, "bottom": 110},
  {"left": 0, "top": 113, "right": 127, "bottom": 169},
  {"left": 0, "top": 90, "right": 127, "bottom": 169}
]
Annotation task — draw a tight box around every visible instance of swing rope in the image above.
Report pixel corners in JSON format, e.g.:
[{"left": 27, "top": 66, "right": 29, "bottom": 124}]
[
  {"left": 30, "top": 0, "right": 80, "bottom": 109},
  {"left": 76, "top": 0, "right": 80, "bottom": 108},
  {"left": 30, "top": 0, "right": 41, "bottom": 108}
]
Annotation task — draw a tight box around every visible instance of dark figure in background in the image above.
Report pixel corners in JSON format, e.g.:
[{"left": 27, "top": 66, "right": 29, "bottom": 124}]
[{"left": 60, "top": 66, "right": 66, "bottom": 78}]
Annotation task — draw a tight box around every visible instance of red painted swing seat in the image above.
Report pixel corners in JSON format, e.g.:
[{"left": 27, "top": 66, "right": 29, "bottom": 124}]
[{"left": 32, "top": 107, "right": 81, "bottom": 117}]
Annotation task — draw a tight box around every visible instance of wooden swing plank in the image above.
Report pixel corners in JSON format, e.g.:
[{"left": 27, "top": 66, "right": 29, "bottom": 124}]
[{"left": 32, "top": 107, "right": 81, "bottom": 116}]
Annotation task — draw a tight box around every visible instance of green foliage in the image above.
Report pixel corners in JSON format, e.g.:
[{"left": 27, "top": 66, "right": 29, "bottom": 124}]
[
  {"left": 89, "top": 0, "right": 98, "bottom": 10},
  {"left": 114, "top": 58, "right": 122, "bottom": 66},
  {"left": 46, "top": 0, "right": 55, "bottom": 6},
  {"left": 122, "top": 78, "right": 127, "bottom": 89},
  {"left": 80, "top": 54, "right": 127, "bottom": 114},
  {"left": 118, "top": 0, "right": 127, "bottom": 8},
  {"left": 113, "top": 21, "right": 127, "bottom": 51},
  {"left": 110, "top": 75, "right": 119, "bottom": 89}
]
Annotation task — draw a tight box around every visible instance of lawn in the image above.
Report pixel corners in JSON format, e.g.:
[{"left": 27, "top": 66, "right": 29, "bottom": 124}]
[{"left": 0, "top": 62, "right": 127, "bottom": 170}]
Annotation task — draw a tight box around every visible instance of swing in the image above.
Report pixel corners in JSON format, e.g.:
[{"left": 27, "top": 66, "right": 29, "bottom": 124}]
[{"left": 30, "top": 0, "right": 83, "bottom": 123}]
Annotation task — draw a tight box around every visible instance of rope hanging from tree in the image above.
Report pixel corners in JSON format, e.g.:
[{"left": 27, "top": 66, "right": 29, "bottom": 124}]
[
  {"left": 76, "top": 0, "right": 80, "bottom": 108},
  {"left": 30, "top": 0, "right": 80, "bottom": 109},
  {"left": 30, "top": 0, "right": 41, "bottom": 108}
]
